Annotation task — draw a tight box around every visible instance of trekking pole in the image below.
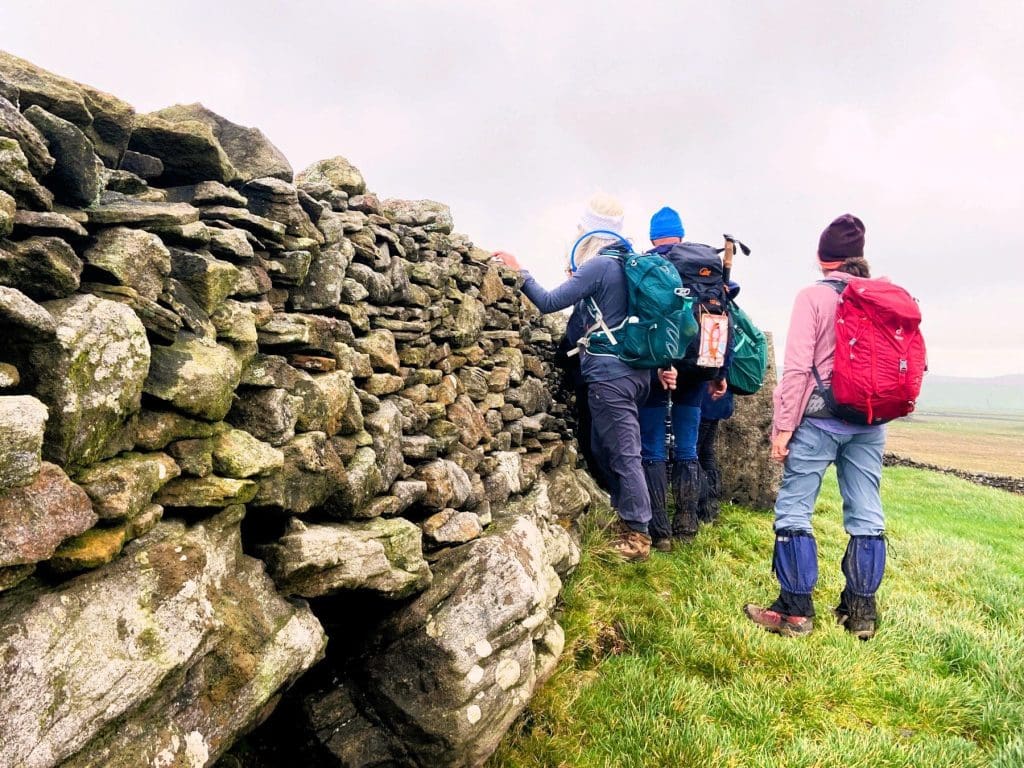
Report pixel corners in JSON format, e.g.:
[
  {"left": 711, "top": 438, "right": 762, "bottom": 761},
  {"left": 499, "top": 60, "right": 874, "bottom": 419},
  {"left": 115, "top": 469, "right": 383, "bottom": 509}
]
[{"left": 721, "top": 234, "right": 751, "bottom": 284}]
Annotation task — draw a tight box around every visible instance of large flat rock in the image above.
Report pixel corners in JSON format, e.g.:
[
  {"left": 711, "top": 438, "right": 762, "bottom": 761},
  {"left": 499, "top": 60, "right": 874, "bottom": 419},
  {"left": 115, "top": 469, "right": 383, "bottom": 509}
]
[{"left": 0, "top": 508, "right": 326, "bottom": 768}]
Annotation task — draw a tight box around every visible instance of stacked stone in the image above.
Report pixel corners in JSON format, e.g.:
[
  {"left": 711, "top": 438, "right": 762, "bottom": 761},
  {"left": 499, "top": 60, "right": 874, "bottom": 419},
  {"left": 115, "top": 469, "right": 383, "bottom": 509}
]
[{"left": 0, "top": 50, "right": 599, "bottom": 768}]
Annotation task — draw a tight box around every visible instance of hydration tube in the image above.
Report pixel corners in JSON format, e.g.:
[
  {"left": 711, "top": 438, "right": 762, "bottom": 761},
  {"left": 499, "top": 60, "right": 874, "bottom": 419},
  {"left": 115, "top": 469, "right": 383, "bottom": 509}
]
[{"left": 569, "top": 229, "right": 633, "bottom": 272}]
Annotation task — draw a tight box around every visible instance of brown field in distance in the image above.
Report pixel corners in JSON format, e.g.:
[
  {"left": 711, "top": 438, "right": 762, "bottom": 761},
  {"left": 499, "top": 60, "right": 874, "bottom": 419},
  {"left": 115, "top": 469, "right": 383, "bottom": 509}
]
[{"left": 885, "top": 413, "right": 1024, "bottom": 477}]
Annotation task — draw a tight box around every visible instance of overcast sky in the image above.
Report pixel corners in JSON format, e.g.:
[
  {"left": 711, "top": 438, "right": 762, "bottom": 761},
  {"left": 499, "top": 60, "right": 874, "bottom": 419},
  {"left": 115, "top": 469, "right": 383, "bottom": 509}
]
[{"left": 4, "top": 1, "right": 1022, "bottom": 376}]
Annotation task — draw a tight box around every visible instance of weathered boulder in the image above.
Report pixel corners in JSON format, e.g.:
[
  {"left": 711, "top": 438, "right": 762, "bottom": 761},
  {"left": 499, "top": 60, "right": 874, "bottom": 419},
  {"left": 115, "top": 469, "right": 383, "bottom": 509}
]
[
  {"left": 154, "top": 475, "right": 257, "bottom": 508},
  {"left": 83, "top": 227, "right": 171, "bottom": 301},
  {"left": 47, "top": 524, "right": 127, "bottom": 573},
  {"left": 0, "top": 136, "right": 53, "bottom": 210},
  {"left": 353, "top": 328, "right": 401, "bottom": 374},
  {"left": 297, "top": 156, "right": 366, "bottom": 195},
  {"left": 128, "top": 111, "right": 238, "bottom": 185},
  {"left": 211, "top": 428, "right": 284, "bottom": 478},
  {"left": 0, "top": 235, "right": 82, "bottom": 299},
  {"left": 150, "top": 103, "right": 292, "bottom": 182},
  {"left": 23, "top": 105, "right": 103, "bottom": 206},
  {"left": 85, "top": 198, "right": 199, "bottom": 227},
  {"left": 717, "top": 332, "right": 781, "bottom": 509},
  {"left": 291, "top": 370, "right": 354, "bottom": 436},
  {"left": 0, "top": 94, "right": 54, "bottom": 177},
  {"left": 422, "top": 508, "right": 483, "bottom": 547},
  {"left": 414, "top": 459, "right": 473, "bottom": 510},
  {"left": 260, "top": 517, "right": 431, "bottom": 599},
  {"left": 365, "top": 399, "right": 405, "bottom": 491},
  {"left": 381, "top": 199, "right": 453, "bottom": 234},
  {"left": 11, "top": 209, "right": 89, "bottom": 240},
  {"left": 327, "top": 446, "right": 384, "bottom": 517},
  {"left": 243, "top": 176, "right": 319, "bottom": 240},
  {"left": 0, "top": 462, "right": 96, "bottom": 568},
  {"left": 321, "top": 512, "right": 569, "bottom": 767},
  {"left": 0, "top": 285, "right": 56, "bottom": 339},
  {"left": 145, "top": 336, "right": 243, "bottom": 421},
  {"left": 120, "top": 149, "right": 163, "bottom": 179},
  {"left": 253, "top": 431, "right": 345, "bottom": 515},
  {"left": 74, "top": 452, "right": 180, "bottom": 520},
  {"left": 22, "top": 294, "right": 149, "bottom": 467},
  {"left": 0, "top": 508, "right": 326, "bottom": 768},
  {"left": 544, "top": 463, "right": 595, "bottom": 521},
  {"left": 0, "top": 50, "right": 134, "bottom": 166},
  {"left": 169, "top": 248, "right": 241, "bottom": 314},
  {"left": 0, "top": 189, "right": 13, "bottom": 237},
  {"left": 227, "top": 386, "right": 302, "bottom": 446},
  {"left": 134, "top": 408, "right": 222, "bottom": 451},
  {"left": 289, "top": 242, "right": 350, "bottom": 310},
  {"left": 0, "top": 395, "right": 47, "bottom": 490},
  {"left": 448, "top": 394, "right": 490, "bottom": 448}
]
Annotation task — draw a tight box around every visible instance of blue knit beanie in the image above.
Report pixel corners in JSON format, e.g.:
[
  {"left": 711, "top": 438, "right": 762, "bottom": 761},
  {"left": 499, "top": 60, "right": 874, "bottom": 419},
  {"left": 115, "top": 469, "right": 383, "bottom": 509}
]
[{"left": 649, "top": 206, "right": 685, "bottom": 241}]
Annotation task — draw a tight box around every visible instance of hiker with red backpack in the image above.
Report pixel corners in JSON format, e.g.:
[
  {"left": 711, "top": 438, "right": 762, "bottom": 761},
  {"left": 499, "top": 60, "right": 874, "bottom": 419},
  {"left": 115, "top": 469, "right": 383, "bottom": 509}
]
[
  {"left": 494, "top": 195, "right": 694, "bottom": 562},
  {"left": 744, "top": 214, "right": 926, "bottom": 640}
]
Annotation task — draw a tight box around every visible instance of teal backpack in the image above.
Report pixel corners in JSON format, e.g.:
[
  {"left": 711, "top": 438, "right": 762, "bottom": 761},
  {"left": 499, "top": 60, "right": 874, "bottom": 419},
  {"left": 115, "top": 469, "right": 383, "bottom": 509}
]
[
  {"left": 569, "top": 230, "right": 697, "bottom": 370},
  {"left": 726, "top": 302, "right": 768, "bottom": 395}
]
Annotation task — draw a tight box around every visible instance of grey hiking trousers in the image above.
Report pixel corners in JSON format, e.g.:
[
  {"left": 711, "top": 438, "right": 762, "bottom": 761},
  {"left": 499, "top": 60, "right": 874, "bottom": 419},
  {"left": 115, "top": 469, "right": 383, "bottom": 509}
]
[{"left": 588, "top": 373, "right": 652, "bottom": 534}]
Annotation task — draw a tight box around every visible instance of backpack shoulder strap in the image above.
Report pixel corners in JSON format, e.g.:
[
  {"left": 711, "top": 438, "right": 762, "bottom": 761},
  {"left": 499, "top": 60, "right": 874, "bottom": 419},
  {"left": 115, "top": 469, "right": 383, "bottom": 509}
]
[{"left": 818, "top": 278, "right": 847, "bottom": 295}]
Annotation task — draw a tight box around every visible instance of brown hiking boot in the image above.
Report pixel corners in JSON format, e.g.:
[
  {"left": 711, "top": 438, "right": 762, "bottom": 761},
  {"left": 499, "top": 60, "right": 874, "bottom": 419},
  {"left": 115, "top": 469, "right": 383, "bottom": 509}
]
[
  {"left": 743, "top": 603, "right": 813, "bottom": 637},
  {"left": 652, "top": 538, "right": 673, "bottom": 552},
  {"left": 611, "top": 521, "right": 652, "bottom": 562}
]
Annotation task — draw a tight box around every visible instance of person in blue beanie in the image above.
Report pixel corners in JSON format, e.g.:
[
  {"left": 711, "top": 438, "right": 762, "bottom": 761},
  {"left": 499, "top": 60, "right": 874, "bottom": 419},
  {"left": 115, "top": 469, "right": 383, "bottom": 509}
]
[{"left": 640, "top": 207, "right": 731, "bottom": 551}]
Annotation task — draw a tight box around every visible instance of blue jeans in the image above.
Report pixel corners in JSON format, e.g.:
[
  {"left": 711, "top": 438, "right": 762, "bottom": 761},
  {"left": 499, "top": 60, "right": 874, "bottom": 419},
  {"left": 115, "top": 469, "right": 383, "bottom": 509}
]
[
  {"left": 774, "top": 420, "right": 886, "bottom": 536},
  {"left": 639, "top": 377, "right": 705, "bottom": 462}
]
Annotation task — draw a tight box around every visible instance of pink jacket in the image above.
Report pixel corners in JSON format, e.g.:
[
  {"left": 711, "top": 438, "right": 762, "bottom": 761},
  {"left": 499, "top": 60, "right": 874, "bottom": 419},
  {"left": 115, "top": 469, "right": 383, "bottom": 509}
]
[{"left": 772, "top": 271, "right": 859, "bottom": 436}]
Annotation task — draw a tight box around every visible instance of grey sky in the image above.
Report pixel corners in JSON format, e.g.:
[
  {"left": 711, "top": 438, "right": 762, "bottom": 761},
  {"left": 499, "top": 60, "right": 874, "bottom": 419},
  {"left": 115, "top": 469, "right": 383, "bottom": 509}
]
[{"left": 4, "top": 0, "right": 1022, "bottom": 376}]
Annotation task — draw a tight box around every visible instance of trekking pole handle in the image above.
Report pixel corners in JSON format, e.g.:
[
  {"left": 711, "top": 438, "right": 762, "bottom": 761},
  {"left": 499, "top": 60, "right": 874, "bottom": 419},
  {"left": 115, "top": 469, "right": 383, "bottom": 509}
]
[{"left": 722, "top": 238, "right": 735, "bottom": 284}]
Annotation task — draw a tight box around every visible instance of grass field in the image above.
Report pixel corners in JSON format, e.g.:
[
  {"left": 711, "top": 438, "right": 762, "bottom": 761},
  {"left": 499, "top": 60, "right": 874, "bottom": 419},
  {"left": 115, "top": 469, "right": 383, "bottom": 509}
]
[
  {"left": 490, "top": 467, "right": 1024, "bottom": 768},
  {"left": 886, "top": 414, "right": 1024, "bottom": 477}
]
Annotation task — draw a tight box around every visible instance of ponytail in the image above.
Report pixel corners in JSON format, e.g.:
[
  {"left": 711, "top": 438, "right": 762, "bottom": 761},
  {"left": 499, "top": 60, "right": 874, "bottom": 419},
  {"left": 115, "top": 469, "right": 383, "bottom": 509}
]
[{"left": 834, "top": 257, "right": 871, "bottom": 278}]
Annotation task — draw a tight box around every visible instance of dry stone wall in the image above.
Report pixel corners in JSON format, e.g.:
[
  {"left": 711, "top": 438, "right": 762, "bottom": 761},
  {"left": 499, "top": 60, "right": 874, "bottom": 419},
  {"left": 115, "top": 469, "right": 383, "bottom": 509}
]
[
  {"left": 0, "top": 50, "right": 775, "bottom": 768},
  {"left": 0, "top": 50, "right": 604, "bottom": 768}
]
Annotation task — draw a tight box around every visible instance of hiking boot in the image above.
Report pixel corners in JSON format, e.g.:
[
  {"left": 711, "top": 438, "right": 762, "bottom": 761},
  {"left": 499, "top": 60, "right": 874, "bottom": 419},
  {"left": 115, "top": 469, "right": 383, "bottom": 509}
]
[
  {"left": 743, "top": 603, "right": 813, "bottom": 638},
  {"left": 697, "top": 495, "right": 720, "bottom": 524},
  {"left": 611, "top": 521, "right": 651, "bottom": 562},
  {"left": 835, "top": 591, "right": 877, "bottom": 640},
  {"left": 652, "top": 537, "right": 673, "bottom": 552}
]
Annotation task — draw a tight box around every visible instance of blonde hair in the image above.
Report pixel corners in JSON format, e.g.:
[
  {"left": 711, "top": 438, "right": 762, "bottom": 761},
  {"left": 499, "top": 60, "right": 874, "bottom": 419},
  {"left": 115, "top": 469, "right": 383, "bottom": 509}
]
[{"left": 566, "top": 193, "right": 626, "bottom": 270}]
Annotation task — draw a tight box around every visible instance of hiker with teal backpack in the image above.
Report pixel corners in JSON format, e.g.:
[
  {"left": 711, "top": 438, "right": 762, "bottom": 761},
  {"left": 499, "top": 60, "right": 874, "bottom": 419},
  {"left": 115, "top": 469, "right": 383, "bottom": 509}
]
[
  {"left": 744, "top": 214, "right": 926, "bottom": 640},
  {"left": 493, "top": 194, "right": 695, "bottom": 562},
  {"left": 638, "top": 207, "right": 734, "bottom": 550}
]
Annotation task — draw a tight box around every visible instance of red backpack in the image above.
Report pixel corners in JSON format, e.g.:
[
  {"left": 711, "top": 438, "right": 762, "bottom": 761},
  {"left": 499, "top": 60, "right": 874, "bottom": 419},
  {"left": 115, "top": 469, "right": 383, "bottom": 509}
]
[{"left": 813, "top": 278, "right": 927, "bottom": 425}]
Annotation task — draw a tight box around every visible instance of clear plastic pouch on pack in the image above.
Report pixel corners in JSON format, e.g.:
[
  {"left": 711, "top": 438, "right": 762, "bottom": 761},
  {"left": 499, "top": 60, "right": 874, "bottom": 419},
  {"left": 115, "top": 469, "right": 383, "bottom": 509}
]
[{"left": 696, "top": 313, "right": 729, "bottom": 368}]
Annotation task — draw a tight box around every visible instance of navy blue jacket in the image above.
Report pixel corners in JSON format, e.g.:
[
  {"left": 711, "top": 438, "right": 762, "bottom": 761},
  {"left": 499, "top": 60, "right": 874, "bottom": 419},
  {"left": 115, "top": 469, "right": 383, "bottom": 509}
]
[{"left": 522, "top": 256, "right": 646, "bottom": 384}]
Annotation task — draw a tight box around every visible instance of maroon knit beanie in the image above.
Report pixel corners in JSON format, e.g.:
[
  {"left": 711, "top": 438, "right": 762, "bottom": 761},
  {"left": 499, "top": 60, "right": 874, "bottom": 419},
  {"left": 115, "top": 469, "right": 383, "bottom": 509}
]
[{"left": 818, "top": 214, "right": 865, "bottom": 262}]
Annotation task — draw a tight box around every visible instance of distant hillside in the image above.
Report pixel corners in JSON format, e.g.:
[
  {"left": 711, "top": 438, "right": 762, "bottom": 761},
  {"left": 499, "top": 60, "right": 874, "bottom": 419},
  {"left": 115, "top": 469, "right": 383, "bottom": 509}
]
[{"left": 916, "top": 374, "right": 1024, "bottom": 416}]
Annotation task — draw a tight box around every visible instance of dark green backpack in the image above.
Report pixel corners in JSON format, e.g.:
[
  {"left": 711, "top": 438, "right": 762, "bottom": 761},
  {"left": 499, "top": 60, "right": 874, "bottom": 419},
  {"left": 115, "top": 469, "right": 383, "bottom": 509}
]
[
  {"left": 726, "top": 302, "right": 768, "bottom": 395},
  {"left": 570, "top": 231, "right": 697, "bottom": 370}
]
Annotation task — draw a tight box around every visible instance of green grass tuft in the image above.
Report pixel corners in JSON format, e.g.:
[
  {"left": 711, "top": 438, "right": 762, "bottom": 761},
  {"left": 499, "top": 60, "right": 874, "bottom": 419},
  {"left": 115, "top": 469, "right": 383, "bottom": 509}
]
[{"left": 491, "top": 467, "right": 1024, "bottom": 768}]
